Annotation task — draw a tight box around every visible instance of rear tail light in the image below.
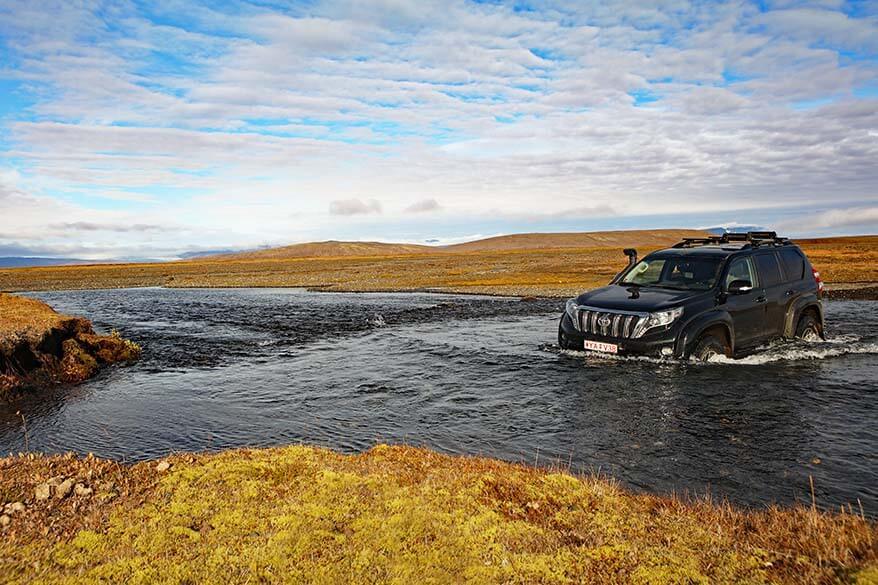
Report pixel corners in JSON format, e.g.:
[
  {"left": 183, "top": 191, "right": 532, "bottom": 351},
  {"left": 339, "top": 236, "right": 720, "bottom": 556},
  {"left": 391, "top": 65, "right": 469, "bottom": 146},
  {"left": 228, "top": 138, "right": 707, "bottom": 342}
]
[{"left": 812, "top": 267, "right": 824, "bottom": 296}]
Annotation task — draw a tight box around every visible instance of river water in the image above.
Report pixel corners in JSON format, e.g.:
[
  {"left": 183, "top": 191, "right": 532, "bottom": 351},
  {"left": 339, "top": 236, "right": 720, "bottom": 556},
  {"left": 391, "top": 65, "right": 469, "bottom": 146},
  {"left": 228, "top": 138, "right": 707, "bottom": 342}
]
[{"left": 1, "top": 288, "right": 876, "bottom": 513}]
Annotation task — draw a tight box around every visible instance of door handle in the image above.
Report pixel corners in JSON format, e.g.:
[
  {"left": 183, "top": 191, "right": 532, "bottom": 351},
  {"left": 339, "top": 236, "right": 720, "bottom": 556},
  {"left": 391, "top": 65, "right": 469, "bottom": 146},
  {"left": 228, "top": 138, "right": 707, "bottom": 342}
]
[{"left": 756, "top": 296, "right": 767, "bottom": 303}]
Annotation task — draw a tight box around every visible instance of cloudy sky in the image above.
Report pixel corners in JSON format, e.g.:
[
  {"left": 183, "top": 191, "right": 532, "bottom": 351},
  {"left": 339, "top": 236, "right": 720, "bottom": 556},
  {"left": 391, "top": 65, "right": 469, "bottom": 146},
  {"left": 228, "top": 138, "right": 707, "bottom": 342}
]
[{"left": 1, "top": 0, "right": 877, "bottom": 259}]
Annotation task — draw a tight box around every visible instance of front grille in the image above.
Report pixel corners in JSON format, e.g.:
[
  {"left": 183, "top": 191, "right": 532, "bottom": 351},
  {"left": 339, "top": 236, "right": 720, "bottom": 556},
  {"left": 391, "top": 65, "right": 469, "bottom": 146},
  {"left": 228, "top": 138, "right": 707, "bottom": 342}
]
[{"left": 577, "top": 308, "right": 643, "bottom": 339}]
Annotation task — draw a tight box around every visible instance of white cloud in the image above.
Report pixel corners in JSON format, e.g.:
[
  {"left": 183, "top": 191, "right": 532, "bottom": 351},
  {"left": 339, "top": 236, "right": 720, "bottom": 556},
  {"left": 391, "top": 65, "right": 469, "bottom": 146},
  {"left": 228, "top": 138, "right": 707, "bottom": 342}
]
[
  {"left": 781, "top": 206, "right": 878, "bottom": 232},
  {"left": 329, "top": 198, "right": 383, "bottom": 216},
  {"left": 405, "top": 198, "right": 441, "bottom": 213},
  {"left": 0, "top": 0, "right": 876, "bottom": 258}
]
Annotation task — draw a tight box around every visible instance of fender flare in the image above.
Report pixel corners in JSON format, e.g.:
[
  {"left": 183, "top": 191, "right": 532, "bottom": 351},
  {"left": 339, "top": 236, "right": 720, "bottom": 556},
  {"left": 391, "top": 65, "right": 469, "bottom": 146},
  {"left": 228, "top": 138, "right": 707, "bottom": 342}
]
[
  {"left": 784, "top": 296, "right": 824, "bottom": 338},
  {"left": 676, "top": 311, "right": 735, "bottom": 357}
]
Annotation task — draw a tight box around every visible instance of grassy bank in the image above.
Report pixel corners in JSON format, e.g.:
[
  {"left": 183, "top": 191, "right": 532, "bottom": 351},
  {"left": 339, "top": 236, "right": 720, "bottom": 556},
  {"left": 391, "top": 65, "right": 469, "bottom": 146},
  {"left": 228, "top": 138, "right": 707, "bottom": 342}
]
[
  {"left": 0, "top": 294, "right": 140, "bottom": 398},
  {"left": 0, "top": 235, "right": 874, "bottom": 298},
  {"left": 0, "top": 445, "right": 875, "bottom": 584}
]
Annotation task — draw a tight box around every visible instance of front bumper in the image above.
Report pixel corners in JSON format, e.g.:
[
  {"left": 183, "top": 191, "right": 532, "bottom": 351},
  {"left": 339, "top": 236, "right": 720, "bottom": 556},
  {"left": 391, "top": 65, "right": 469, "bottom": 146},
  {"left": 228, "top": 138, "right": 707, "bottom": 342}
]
[{"left": 559, "top": 312, "right": 681, "bottom": 357}]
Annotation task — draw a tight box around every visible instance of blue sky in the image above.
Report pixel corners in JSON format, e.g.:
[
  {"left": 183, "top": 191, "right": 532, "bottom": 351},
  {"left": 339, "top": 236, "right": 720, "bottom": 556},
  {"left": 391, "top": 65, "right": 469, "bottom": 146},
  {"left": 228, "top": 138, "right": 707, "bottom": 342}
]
[{"left": 0, "top": 0, "right": 876, "bottom": 259}]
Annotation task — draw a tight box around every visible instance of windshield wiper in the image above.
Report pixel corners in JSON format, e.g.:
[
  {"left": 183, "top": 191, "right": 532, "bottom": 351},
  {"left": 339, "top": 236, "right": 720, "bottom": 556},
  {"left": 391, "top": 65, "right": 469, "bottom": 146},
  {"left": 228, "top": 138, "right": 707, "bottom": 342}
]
[{"left": 651, "top": 284, "right": 693, "bottom": 291}]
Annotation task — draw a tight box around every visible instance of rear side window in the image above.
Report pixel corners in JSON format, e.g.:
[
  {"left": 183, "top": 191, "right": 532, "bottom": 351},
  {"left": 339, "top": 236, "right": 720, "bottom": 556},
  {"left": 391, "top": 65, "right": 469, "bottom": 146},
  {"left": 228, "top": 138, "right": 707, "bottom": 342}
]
[
  {"left": 755, "top": 253, "right": 782, "bottom": 287},
  {"left": 779, "top": 248, "right": 805, "bottom": 281}
]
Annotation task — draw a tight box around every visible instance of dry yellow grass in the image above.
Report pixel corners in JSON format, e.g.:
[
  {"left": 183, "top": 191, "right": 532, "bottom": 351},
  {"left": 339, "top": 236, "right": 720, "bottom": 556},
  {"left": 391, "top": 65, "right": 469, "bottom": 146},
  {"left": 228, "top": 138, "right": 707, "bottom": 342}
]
[
  {"left": 0, "top": 293, "right": 66, "bottom": 337},
  {"left": 0, "top": 233, "right": 874, "bottom": 297},
  {"left": 797, "top": 236, "right": 878, "bottom": 285},
  {"left": 0, "top": 445, "right": 875, "bottom": 584}
]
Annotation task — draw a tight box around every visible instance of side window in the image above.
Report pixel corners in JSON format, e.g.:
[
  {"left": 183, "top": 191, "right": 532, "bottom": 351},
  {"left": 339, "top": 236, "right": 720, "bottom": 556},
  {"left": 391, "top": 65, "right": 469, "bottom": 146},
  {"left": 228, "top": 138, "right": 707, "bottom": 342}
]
[
  {"left": 779, "top": 248, "right": 805, "bottom": 281},
  {"left": 725, "top": 257, "right": 756, "bottom": 289},
  {"left": 755, "top": 253, "right": 782, "bottom": 287}
]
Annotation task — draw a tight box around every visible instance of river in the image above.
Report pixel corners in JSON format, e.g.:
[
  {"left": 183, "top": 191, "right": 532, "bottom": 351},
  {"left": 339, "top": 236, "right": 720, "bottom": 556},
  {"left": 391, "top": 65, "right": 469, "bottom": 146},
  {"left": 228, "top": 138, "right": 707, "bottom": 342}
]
[{"left": 1, "top": 288, "right": 875, "bottom": 513}]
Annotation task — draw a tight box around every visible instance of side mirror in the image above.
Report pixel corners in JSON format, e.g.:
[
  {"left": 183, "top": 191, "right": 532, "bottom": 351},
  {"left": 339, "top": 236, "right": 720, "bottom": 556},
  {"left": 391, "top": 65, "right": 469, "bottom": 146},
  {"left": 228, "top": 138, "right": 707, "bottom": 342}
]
[{"left": 727, "top": 279, "right": 753, "bottom": 294}]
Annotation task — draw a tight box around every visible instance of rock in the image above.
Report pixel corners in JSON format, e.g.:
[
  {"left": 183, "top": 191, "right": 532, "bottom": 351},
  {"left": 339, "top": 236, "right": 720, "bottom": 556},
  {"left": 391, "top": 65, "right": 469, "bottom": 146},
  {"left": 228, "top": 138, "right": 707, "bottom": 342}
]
[
  {"left": 0, "top": 515, "right": 9, "bottom": 528},
  {"left": 4, "top": 502, "right": 24, "bottom": 514},
  {"left": 74, "top": 483, "right": 92, "bottom": 497},
  {"left": 55, "top": 478, "right": 75, "bottom": 499},
  {"left": 35, "top": 483, "right": 51, "bottom": 500},
  {"left": 156, "top": 461, "right": 171, "bottom": 473}
]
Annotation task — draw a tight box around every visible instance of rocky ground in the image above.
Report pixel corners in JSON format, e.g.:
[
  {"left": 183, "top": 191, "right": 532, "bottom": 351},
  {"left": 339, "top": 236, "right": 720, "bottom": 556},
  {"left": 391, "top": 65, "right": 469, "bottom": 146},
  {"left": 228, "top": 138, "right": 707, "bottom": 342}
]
[
  {"left": 0, "top": 294, "right": 140, "bottom": 399},
  {"left": 0, "top": 445, "right": 875, "bottom": 584}
]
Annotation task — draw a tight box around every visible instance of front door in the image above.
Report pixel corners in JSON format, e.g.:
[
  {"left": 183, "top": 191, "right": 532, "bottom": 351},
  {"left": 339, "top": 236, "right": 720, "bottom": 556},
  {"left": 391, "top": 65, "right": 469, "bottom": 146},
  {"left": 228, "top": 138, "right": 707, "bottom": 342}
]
[{"left": 722, "top": 256, "right": 764, "bottom": 349}]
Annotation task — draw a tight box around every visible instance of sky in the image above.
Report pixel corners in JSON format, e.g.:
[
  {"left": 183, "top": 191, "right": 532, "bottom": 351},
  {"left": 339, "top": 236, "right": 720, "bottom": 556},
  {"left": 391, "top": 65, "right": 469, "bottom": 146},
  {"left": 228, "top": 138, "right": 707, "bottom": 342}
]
[{"left": 0, "top": 0, "right": 877, "bottom": 260}]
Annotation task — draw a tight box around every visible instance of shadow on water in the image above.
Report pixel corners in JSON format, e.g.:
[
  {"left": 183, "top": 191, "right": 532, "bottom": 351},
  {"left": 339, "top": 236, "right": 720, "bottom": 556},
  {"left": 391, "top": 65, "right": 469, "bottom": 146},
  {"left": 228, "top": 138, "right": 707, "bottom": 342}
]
[{"left": 1, "top": 288, "right": 875, "bottom": 514}]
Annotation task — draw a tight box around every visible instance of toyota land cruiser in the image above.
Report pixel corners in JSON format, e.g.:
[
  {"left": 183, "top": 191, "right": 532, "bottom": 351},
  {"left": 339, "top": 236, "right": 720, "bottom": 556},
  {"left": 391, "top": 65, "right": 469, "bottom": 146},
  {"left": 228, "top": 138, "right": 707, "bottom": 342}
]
[{"left": 558, "top": 232, "right": 825, "bottom": 361}]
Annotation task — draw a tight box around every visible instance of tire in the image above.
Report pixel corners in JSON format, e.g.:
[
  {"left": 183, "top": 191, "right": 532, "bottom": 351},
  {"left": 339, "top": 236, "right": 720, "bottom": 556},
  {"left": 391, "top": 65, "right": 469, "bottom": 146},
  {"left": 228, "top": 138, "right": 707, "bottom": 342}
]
[
  {"left": 692, "top": 332, "right": 728, "bottom": 362},
  {"left": 558, "top": 321, "right": 584, "bottom": 351},
  {"left": 795, "top": 313, "right": 821, "bottom": 342}
]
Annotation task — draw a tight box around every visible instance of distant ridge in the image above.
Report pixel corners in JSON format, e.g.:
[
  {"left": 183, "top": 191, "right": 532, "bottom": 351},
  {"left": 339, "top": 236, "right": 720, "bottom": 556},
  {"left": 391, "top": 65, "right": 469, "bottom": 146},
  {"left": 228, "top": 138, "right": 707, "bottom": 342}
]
[
  {"left": 0, "top": 257, "right": 95, "bottom": 268},
  {"left": 201, "top": 240, "right": 433, "bottom": 261},
  {"left": 199, "top": 229, "right": 707, "bottom": 261},
  {"left": 443, "top": 229, "right": 706, "bottom": 252}
]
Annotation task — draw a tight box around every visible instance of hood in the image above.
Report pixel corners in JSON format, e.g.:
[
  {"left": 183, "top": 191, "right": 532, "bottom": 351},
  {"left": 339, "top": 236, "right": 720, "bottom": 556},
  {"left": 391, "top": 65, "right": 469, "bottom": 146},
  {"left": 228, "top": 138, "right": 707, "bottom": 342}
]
[{"left": 575, "top": 284, "right": 710, "bottom": 312}]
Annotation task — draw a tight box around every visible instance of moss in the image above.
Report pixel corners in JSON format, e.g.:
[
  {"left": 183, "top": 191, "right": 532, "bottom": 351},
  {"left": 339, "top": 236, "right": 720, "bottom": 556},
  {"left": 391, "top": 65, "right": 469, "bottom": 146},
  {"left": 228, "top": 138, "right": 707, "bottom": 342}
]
[
  {"left": 59, "top": 338, "right": 99, "bottom": 383},
  {"left": 0, "top": 445, "right": 874, "bottom": 584}
]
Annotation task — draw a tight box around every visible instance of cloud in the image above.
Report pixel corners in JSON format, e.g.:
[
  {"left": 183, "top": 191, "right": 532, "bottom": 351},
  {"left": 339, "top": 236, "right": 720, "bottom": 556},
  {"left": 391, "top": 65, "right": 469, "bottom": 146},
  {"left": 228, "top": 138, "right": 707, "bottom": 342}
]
[
  {"left": 0, "top": 0, "right": 874, "bottom": 255},
  {"left": 782, "top": 206, "right": 878, "bottom": 232},
  {"left": 329, "top": 198, "right": 383, "bottom": 216},
  {"left": 50, "top": 222, "right": 171, "bottom": 232},
  {"left": 682, "top": 87, "right": 750, "bottom": 115},
  {"left": 404, "top": 198, "right": 441, "bottom": 213}
]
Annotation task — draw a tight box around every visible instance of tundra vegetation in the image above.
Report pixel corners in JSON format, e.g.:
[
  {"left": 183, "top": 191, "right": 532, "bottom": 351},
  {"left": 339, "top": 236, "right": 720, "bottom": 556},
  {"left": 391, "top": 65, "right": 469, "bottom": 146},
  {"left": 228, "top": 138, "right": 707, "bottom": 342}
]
[
  {"left": 1, "top": 232, "right": 875, "bottom": 583},
  {"left": 0, "top": 445, "right": 875, "bottom": 584},
  {"left": 0, "top": 232, "right": 874, "bottom": 298},
  {"left": 0, "top": 294, "right": 140, "bottom": 398}
]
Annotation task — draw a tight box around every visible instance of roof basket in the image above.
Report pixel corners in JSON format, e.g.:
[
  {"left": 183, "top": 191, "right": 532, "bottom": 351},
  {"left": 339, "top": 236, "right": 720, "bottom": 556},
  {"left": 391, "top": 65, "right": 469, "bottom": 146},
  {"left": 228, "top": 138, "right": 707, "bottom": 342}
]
[{"left": 672, "top": 231, "right": 791, "bottom": 249}]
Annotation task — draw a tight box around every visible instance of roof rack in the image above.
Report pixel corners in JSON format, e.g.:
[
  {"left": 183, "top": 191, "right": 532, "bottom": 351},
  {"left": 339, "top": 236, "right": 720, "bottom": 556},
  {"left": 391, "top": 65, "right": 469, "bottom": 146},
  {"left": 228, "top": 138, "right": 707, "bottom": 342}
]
[{"left": 672, "top": 231, "right": 792, "bottom": 249}]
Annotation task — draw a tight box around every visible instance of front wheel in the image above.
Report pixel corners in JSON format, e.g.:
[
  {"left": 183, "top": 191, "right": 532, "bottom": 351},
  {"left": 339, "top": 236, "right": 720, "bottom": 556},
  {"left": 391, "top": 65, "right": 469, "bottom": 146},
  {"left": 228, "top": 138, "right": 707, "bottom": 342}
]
[
  {"left": 795, "top": 313, "right": 821, "bottom": 341},
  {"left": 692, "top": 333, "right": 729, "bottom": 362},
  {"left": 558, "top": 320, "right": 583, "bottom": 351}
]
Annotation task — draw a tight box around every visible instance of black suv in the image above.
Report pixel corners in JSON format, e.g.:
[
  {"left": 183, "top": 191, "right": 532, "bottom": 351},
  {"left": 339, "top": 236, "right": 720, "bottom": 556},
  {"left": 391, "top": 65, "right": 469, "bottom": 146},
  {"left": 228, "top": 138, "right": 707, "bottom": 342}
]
[{"left": 558, "top": 232, "right": 825, "bottom": 361}]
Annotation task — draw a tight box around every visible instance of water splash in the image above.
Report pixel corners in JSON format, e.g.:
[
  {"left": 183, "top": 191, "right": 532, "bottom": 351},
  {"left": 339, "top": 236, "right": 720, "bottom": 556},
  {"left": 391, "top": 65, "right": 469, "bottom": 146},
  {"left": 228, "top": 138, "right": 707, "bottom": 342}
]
[
  {"left": 708, "top": 336, "right": 878, "bottom": 365},
  {"left": 553, "top": 334, "right": 878, "bottom": 366}
]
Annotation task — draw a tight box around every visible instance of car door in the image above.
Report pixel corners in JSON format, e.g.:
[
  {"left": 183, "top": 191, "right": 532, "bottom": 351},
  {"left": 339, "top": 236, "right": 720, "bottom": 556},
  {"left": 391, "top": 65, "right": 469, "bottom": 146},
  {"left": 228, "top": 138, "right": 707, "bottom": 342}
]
[
  {"left": 722, "top": 255, "right": 764, "bottom": 348},
  {"left": 778, "top": 247, "right": 809, "bottom": 305},
  {"left": 753, "top": 251, "right": 787, "bottom": 339}
]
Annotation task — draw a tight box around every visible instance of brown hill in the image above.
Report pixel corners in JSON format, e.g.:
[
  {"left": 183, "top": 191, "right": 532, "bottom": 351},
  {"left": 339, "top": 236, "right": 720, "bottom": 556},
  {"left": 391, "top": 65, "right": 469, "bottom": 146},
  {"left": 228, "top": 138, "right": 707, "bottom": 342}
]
[
  {"left": 204, "top": 240, "right": 433, "bottom": 261},
  {"left": 207, "top": 229, "right": 706, "bottom": 261},
  {"left": 443, "top": 229, "right": 707, "bottom": 253}
]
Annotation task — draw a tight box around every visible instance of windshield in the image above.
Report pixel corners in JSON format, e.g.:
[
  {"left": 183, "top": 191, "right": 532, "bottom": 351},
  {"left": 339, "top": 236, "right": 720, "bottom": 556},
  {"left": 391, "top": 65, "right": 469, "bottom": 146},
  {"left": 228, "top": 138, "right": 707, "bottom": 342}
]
[{"left": 620, "top": 256, "right": 722, "bottom": 291}]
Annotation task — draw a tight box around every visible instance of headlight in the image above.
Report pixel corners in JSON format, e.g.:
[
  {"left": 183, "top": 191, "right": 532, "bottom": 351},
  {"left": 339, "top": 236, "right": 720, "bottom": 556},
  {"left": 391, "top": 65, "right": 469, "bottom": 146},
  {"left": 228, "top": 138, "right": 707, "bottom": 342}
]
[
  {"left": 633, "top": 307, "right": 683, "bottom": 338},
  {"left": 565, "top": 299, "right": 579, "bottom": 330}
]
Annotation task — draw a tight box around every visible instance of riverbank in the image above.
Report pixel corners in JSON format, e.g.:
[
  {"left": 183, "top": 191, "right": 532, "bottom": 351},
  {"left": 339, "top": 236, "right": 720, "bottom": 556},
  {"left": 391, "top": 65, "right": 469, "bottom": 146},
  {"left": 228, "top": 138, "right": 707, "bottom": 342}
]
[
  {"left": 0, "top": 294, "right": 140, "bottom": 399},
  {"left": 0, "top": 444, "right": 875, "bottom": 584},
  {"left": 1, "top": 235, "right": 875, "bottom": 299}
]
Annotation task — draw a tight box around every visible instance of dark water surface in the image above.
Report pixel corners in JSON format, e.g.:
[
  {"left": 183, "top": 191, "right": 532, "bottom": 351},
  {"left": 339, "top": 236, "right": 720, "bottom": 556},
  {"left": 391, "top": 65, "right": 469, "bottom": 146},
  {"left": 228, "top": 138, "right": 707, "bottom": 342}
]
[{"left": 2, "top": 288, "right": 876, "bottom": 513}]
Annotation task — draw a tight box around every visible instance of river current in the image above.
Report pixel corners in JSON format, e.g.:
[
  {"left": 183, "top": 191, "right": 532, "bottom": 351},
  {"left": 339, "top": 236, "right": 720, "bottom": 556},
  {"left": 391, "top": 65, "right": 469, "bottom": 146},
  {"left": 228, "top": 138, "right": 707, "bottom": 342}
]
[{"left": 1, "top": 288, "right": 875, "bottom": 513}]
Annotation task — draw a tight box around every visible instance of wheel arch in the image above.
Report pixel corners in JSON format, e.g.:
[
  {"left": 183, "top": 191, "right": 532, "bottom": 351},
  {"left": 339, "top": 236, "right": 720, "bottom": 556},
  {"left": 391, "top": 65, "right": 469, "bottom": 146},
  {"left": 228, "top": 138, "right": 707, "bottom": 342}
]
[
  {"left": 676, "top": 312, "right": 734, "bottom": 358},
  {"left": 784, "top": 297, "right": 824, "bottom": 339}
]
